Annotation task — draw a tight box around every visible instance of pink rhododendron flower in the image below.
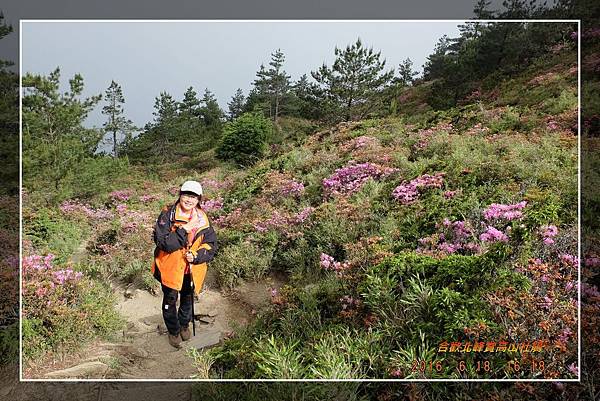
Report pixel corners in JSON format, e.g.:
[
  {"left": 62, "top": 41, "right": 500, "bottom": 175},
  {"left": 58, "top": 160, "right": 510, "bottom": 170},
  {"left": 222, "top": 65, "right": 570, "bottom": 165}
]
[
  {"left": 320, "top": 253, "right": 350, "bottom": 276},
  {"left": 200, "top": 197, "right": 224, "bottom": 212},
  {"left": 60, "top": 200, "right": 113, "bottom": 220},
  {"left": 479, "top": 226, "right": 509, "bottom": 243},
  {"left": 483, "top": 201, "right": 527, "bottom": 221},
  {"left": 540, "top": 296, "right": 553, "bottom": 309},
  {"left": 568, "top": 363, "right": 579, "bottom": 375},
  {"left": 443, "top": 190, "right": 457, "bottom": 199},
  {"left": 293, "top": 207, "right": 315, "bottom": 224},
  {"left": 353, "top": 135, "right": 376, "bottom": 148},
  {"left": 558, "top": 327, "right": 573, "bottom": 343},
  {"left": 279, "top": 180, "right": 305, "bottom": 197},
  {"left": 139, "top": 194, "right": 160, "bottom": 203},
  {"left": 340, "top": 295, "right": 359, "bottom": 310},
  {"left": 392, "top": 173, "right": 444, "bottom": 204},
  {"left": 560, "top": 254, "right": 578, "bottom": 267},
  {"left": 35, "top": 287, "right": 47, "bottom": 297},
  {"left": 52, "top": 268, "right": 83, "bottom": 285},
  {"left": 543, "top": 237, "right": 555, "bottom": 245},
  {"left": 323, "top": 161, "right": 396, "bottom": 197},
  {"left": 109, "top": 189, "right": 133, "bottom": 202}
]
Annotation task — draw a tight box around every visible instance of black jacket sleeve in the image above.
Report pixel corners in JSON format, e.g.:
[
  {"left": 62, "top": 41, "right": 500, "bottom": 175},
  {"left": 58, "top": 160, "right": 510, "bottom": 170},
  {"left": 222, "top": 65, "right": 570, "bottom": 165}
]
[
  {"left": 153, "top": 210, "right": 188, "bottom": 252},
  {"left": 192, "top": 225, "right": 217, "bottom": 264}
]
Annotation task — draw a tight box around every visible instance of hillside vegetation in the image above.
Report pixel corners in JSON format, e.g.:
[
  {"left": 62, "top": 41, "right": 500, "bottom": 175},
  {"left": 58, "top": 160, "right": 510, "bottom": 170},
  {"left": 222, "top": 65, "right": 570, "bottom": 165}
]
[{"left": 21, "top": 46, "right": 579, "bottom": 381}]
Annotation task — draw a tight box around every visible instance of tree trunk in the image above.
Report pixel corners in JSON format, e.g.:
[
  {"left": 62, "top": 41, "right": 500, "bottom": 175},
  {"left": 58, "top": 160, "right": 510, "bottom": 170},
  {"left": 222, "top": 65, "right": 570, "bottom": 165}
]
[{"left": 113, "top": 130, "right": 118, "bottom": 158}]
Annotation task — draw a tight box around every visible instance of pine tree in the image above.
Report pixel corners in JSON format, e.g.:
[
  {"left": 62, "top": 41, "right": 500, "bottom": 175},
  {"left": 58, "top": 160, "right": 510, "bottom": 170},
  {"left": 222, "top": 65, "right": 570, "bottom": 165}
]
[
  {"left": 394, "top": 58, "right": 417, "bottom": 86},
  {"left": 200, "top": 89, "right": 225, "bottom": 146},
  {"left": 266, "top": 49, "right": 291, "bottom": 122},
  {"left": 311, "top": 38, "right": 394, "bottom": 122},
  {"left": 227, "top": 88, "right": 245, "bottom": 120},
  {"left": 153, "top": 91, "right": 178, "bottom": 125},
  {"left": 199, "top": 89, "right": 224, "bottom": 127},
  {"left": 180, "top": 86, "right": 201, "bottom": 117},
  {"left": 22, "top": 68, "right": 102, "bottom": 198},
  {"left": 289, "top": 74, "right": 326, "bottom": 120},
  {"left": 102, "top": 80, "right": 135, "bottom": 157},
  {"left": 250, "top": 50, "right": 292, "bottom": 122},
  {"left": 250, "top": 64, "right": 271, "bottom": 116},
  {"left": 139, "top": 91, "right": 179, "bottom": 160}
]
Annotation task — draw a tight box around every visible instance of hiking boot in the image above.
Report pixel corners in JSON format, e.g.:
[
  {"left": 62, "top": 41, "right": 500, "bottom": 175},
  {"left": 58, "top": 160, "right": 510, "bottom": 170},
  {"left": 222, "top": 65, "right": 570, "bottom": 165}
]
[
  {"left": 180, "top": 326, "right": 191, "bottom": 341},
  {"left": 168, "top": 333, "right": 182, "bottom": 348}
]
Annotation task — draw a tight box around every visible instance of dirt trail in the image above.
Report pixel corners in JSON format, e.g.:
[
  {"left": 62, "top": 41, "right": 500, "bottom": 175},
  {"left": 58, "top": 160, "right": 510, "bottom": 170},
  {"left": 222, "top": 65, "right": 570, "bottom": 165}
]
[{"left": 23, "top": 269, "right": 285, "bottom": 380}]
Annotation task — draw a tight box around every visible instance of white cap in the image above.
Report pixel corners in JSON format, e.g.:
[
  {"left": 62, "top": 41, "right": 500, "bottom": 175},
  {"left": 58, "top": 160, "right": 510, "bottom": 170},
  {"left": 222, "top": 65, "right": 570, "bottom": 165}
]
[{"left": 180, "top": 180, "right": 203, "bottom": 196}]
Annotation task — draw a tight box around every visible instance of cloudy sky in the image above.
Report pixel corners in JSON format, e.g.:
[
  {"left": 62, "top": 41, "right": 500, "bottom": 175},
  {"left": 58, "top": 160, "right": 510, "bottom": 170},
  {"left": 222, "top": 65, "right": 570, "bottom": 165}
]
[{"left": 21, "top": 21, "right": 463, "bottom": 130}]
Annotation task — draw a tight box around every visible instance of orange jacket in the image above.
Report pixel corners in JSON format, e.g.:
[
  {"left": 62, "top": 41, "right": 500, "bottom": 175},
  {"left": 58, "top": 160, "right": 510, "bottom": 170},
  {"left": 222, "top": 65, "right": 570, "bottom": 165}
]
[{"left": 151, "top": 203, "right": 217, "bottom": 294}]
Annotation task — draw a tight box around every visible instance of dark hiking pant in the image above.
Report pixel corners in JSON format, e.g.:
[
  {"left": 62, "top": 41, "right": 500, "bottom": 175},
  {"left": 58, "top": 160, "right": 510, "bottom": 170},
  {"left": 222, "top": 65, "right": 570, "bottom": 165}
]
[{"left": 161, "top": 274, "right": 193, "bottom": 336}]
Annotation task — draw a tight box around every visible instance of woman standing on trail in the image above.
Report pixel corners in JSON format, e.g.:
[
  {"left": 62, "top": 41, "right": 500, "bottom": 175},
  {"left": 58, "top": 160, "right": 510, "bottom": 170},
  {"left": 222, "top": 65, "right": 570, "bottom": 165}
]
[{"left": 151, "top": 180, "right": 217, "bottom": 349}]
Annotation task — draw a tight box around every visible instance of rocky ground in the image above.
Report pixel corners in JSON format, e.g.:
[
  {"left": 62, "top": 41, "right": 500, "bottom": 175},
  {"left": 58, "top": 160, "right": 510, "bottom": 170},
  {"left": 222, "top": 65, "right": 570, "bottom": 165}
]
[{"left": 18, "top": 269, "right": 285, "bottom": 381}]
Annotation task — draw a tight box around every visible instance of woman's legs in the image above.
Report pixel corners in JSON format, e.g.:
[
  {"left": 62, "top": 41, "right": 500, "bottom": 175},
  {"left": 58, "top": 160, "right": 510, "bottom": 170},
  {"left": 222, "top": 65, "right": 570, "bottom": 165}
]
[
  {"left": 161, "top": 274, "right": 193, "bottom": 339},
  {"left": 161, "top": 284, "right": 181, "bottom": 336},
  {"left": 178, "top": 274, "right": 193, "bottom": 330}
]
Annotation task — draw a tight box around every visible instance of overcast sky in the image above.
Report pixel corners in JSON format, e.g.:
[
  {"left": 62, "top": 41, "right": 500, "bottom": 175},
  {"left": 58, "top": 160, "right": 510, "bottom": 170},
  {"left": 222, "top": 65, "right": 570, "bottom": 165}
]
[{"left": 21, "top": 21, "right": 463, "bottom": 130}]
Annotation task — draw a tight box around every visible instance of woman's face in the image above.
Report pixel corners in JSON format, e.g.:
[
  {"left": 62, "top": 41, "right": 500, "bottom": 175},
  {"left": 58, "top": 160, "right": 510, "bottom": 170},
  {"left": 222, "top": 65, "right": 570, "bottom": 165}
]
[{"left": 179, "top": 193, "right": 200, "bottom": 211}]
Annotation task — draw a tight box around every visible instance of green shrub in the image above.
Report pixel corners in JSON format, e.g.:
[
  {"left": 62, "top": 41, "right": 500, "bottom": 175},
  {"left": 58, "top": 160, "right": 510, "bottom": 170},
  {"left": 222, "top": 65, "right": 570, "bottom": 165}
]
[
  {"left": 22, "top": 275, "right": 122, "bottom": 359},
  {"left": 0, "top": 323, "right": 18, "bottom": 364},
  {"left": 216, "top": 113, "right": 272, "bottom": 166},
  {"left": 540, "top": 88, "right": 577, "bottom": 115},
  {"left": 253, "top": 335, "right": 306, "bottom": 378},
  {"left": 488, "top": 106, "right": 522, "bottom": 134},
  {"left": 224, "top": 163, "right": 270, "bottom": 208},
  {"left": 66, "top": 156, "right": 132, "bottom": 201},
  {"left": 359, "top": 251, "right": 516, "bottom": 341},
  {"left": 307, "top": 327, "right": 383, "bottom": 379},
  {"left": 211, "top": 237, "right": 275, "bottom": 289},
  {"left": 23, "top": 208, "right": 89, "bottom": 265}
]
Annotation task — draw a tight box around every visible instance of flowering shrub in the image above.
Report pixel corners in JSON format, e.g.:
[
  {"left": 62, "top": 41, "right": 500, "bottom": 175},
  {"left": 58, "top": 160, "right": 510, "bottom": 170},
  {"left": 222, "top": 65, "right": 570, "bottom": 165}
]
[
  {"left": 341, "top": 135, "right": 378, "bottom": 152},
  {"left": 109, "top": 189, "right": 133, "bottom": 202},
  {"left": 279, "top": 180, "right": 305, "bottom": 198},
  {"left": 22, "top": 253, "right": 121, "bottom": 358},
  {"left": 139, "top": 194, "right": 160, "bottom": 203},
  {"left": 213, "top": 208, "right": 243, "bottom": 228},
  {"left": 479, "top": 225, "right": 509, "bottom": 243},
  {"left": 262, "top": 172, "right": 305, "bottom": 202},
  {"left": 252, "top": 207, "right": 315, "bottom": 238},
  {"left": 202, "top": 178, "right": 233, "bottom": 191},
  {"left": 464, "top": 123, "right": 491, "bottom": 136},
  {"left": 292, "top": 207, "right": 315, "bottom": 224},
  {"left": 116, "top": 203, "right": 127, "bottom": 214},
  {"left": 323, "top": 161, "right": 396, "bottom": 198},
  {"left": 443, "top": 190, "right": 458, "bottom": 199},
  {"left": 540, "top": 225, "right": 558, "bottom": 245},
  {"left": 59, "top": 200, "right": 113, "bottom": 220},
  {"left": 488, "top": 257, "right": 578, "bottom": 378},
  {"left": 320, "top": 253, "right": 351, "bottom": 276},
  {"left": 254, "top": 210, "right": 289, "bottom": 233},
  {"left": 546, "top": 120, "right": 560, "bottom": 130},
  {"left": 483, "top": 201, "right": 527, "bottom": 221},
  {"left": 200, "top": 197, "right": 224, "bottom": 213},
  {"left": 392, "top": 172, "right": 444, "bottom": 204},
  {"left": 418, "top": 218, "right": 481, "bottom": 256}
]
